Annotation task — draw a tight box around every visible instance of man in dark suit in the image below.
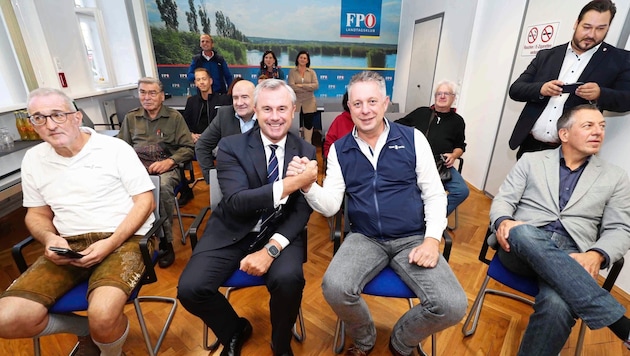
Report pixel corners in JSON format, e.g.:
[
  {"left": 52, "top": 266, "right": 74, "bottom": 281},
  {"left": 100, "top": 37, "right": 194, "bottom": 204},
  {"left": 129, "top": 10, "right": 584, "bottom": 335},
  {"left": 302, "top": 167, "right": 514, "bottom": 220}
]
[
  {"left": 196, "top": 79, "right": 257, "bottom": 182},
  {"left": 177, "top": 79, "right": 317, "bottom": 356},
  {"left": 509, "top": 0, "right": 630, "bottom": 158}
]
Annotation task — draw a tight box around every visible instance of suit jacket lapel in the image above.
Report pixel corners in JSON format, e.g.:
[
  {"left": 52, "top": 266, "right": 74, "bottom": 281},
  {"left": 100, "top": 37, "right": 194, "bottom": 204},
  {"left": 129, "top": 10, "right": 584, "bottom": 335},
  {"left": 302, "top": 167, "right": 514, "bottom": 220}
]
[
  {"left": 564, "top": 155, "right": 603, "bottom": 210},
  {"left": 578, "top": 42, "right": 609, "bottom": 81},
  {"left": 543, "top": 150, "right": 560, "bottom": 211},
  {"left": 283, "top": 133, "right": 300, "bottom": 175},
  {"left": 247, "top": 128, "right": 267, "bottom": 184}
]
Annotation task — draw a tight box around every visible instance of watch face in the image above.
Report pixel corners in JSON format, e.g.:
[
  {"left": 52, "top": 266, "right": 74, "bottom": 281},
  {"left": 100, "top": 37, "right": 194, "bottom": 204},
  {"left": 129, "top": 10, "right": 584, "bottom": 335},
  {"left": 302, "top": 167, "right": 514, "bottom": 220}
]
[{"left": 268, "top": 245, "right": 280, "bottom": 257}]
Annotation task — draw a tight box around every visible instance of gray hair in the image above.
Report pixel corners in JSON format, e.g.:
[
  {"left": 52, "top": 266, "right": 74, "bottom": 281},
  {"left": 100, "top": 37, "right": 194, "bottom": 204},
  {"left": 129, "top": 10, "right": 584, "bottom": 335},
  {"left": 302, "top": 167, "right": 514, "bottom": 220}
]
[
  {"left": 138, "top": 77, "right": 164, "bottom": 91},
  {"left": 27, "top": 88, "right": 74, "bottom": 113},
  {"left": 347, "top": 71, "right": 387, "bottom": 100},
  {"left": 254, "top": 79, "right": 296, "bottom": 106},
  {"left": 434, "top": 79, "right": 458, "bottom": 95},
  {"left": 557, "top": 103, "right": 600, "bottom": 132}
]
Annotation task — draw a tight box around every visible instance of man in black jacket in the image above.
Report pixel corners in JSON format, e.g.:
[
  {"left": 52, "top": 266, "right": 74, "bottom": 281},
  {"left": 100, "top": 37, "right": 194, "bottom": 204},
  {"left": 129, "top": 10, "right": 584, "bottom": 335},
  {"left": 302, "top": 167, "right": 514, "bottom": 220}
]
[
  {"left": 509, "top": 0, "right": 630, "bottom": 159},
  {"left": 183, "top": 68, "right": 231, "bottom": 143}
]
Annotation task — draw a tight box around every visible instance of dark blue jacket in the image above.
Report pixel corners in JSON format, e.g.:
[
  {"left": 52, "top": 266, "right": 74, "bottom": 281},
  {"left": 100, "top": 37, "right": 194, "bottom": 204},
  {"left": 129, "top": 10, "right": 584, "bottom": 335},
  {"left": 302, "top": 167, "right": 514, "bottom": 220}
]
[
  {"left": 336, "top": 122, "right": 425, "bottom": 238},
  {"left": 187, "top": 51, "right": 233, "bottom": 94}
]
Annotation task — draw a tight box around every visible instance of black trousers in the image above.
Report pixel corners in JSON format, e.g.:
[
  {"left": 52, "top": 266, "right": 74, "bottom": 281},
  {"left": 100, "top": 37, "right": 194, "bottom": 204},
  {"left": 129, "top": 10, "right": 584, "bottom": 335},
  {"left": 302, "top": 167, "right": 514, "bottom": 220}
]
[
  {"left": 177, "top": 232, "right": 305, "bottom": 353},
  {"left": 516, "top": 134, "right": 560, "bottom": 159}
]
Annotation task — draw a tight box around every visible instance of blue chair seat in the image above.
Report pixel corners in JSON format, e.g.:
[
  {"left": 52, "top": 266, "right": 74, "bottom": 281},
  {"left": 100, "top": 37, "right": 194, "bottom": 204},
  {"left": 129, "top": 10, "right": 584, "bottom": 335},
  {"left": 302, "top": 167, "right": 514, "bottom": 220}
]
[
  {"left": 487, "top": 254, "right": 539, "bottom": 297},
  {"left": 49, "top": 251, "right": 160, "bottom": 314},
  {"left": 363, "top": 266, "right": 414, "bottom": 298},
  {"left": 223, "top": 269, "right": 266, "bottom": 288}
]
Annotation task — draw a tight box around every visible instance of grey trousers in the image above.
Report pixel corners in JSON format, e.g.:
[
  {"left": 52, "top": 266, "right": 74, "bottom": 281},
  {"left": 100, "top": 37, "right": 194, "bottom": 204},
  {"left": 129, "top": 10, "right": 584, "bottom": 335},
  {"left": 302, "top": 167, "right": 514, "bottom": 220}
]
[{"left": 322, "top": 233, "right": 467, "bottom": 355}]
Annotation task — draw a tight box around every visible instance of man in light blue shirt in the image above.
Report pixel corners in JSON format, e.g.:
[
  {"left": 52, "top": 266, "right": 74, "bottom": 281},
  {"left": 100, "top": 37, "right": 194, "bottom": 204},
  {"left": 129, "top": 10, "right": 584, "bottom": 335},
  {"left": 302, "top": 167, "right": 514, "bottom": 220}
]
[{"left": 196, "top": 79, "right": 258, "bottom": 181}]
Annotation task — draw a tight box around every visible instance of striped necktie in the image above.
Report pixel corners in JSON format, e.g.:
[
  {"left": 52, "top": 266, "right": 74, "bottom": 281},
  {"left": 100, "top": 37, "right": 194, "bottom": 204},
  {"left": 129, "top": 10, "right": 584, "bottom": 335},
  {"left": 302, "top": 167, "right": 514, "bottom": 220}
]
[{"left": 267, "top": 144, "right": 279, "bottom": 184}]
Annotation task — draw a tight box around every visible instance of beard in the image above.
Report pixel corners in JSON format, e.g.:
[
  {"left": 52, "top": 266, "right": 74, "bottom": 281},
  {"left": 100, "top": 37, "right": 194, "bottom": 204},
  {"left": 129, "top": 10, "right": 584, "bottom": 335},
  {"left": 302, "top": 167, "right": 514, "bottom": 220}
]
[{"left": 571, "top": 33, "right": 605, "bottom": 53}]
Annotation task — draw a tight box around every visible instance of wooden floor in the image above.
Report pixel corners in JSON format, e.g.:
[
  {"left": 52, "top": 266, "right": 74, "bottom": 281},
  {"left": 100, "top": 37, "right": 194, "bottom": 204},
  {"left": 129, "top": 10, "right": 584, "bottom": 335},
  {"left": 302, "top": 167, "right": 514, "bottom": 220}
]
[{"left": 1, "top": 150, "right": 629, "bottom": 355}]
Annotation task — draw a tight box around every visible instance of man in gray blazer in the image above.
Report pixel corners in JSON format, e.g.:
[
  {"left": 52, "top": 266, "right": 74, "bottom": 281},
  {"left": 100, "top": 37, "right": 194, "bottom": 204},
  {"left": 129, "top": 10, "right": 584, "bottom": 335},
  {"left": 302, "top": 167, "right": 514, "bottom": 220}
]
[
  {"left": 491, "top": 104, "right": 630, "bottom": 355},
  {"left": 196, "top": 79, "right": 258, "bottom": 182}
]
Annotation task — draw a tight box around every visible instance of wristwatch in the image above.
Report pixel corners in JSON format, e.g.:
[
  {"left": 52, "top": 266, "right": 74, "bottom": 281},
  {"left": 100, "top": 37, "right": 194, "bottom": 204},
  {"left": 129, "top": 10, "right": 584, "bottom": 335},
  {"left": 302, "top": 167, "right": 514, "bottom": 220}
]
[{"left": 264, "top": 243, "right": 280, "bottom": 258}]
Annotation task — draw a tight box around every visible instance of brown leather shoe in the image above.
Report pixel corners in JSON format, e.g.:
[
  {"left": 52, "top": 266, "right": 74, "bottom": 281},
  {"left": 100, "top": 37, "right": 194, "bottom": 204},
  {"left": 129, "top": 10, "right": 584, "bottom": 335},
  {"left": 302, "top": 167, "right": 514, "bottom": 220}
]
[
  {"left": 76, "top": 335, "right": 100, "bottom": 356},
  {"left": 344, "top": 344, "right": 373, "bottom": 356}
]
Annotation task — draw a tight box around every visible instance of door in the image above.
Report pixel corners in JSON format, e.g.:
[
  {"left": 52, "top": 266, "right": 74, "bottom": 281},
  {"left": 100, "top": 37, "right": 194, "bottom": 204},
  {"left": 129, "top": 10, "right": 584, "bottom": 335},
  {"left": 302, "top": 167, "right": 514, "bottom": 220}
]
[{"left": 405, "top": 14, "right": 443, "bottom": 112}]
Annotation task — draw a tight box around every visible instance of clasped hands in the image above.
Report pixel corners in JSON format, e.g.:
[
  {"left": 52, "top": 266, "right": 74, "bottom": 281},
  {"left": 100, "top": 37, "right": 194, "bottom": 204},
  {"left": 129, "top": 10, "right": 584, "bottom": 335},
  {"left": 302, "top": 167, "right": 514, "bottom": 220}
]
[{"left": 286, "top": 156, "right": 318, "bottom": 191}]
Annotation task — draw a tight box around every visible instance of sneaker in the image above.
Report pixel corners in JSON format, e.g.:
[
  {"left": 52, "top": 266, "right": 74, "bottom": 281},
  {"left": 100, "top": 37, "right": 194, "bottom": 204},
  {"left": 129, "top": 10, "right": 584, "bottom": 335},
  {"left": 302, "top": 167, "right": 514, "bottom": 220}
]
[{"left": 76, "top": 335, "right": 100, "bottom": 356}]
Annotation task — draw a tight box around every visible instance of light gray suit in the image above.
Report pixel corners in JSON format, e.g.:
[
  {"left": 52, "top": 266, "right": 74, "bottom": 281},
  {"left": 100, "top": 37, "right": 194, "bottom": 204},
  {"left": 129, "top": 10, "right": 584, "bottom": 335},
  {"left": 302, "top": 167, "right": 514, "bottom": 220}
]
[{"left": 490, "top": 148, "right": 630, "bottom": 264}]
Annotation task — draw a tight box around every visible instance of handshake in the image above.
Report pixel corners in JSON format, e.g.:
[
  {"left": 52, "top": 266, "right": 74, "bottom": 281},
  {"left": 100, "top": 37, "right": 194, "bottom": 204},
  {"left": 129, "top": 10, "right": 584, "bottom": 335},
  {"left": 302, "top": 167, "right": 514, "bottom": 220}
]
[{"left": 286, "top": 156, "right": 318, "bottom": 192}]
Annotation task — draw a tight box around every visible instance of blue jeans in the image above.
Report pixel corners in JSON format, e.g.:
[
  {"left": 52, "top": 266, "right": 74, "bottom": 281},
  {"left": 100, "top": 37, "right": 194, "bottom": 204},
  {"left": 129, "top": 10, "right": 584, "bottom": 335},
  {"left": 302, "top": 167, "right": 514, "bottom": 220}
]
[
  {"left": 444, "top": 168, "right": 469, "bottom": 216},
  {"left": 322, "top": 233, "right": 467, "bottom": 354},
  {"left": 504, "top": 224, "right": 626, "bottom": 356}
]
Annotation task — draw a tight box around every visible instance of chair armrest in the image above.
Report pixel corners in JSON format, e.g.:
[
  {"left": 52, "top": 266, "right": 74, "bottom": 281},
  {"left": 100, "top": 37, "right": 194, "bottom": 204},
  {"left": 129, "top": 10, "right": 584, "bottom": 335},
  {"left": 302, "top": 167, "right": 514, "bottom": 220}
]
[
  {"left": 478, "top": 225, "right": 493, "bottom": 265},
  {"left": 139, "top": 215, "right": 167, "bottom": 285},
  {"left": 189, "top": 206, "right": 211, "bottom": 250},
  {"left": 12, "top": 236, "right": 37, "bottom": 273},
  {"left": 602, "top": 257, "right": 624, "bottom": 292},
  {"left": 456, "top": 157, "right": 464, "bottom": 173},
  {"left": 442, "top": 230, "right": 453, "bottom": 262},
  {"left": 332, "top": 209, "right": 343, "bottom": 254}
]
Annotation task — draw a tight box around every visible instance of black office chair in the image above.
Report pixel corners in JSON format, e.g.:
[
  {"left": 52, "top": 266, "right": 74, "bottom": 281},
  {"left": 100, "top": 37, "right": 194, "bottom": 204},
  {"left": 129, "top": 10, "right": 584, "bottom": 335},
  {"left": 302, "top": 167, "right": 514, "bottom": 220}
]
[{"left": 12, "top": 175, "right": 177, "bottom": 356}]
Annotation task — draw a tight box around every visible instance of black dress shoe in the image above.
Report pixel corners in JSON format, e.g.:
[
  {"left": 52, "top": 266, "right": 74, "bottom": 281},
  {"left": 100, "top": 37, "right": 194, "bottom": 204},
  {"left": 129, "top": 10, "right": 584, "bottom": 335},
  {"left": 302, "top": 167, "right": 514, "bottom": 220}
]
[
  {"left": 177, "top": 186, "right": 194, "bottom": 206},
  {"left": 220, "top": 317, "right": 252, "bottom": 356},
  {"left": 158, "top": 242, "right": 175, "bottom": 268}
]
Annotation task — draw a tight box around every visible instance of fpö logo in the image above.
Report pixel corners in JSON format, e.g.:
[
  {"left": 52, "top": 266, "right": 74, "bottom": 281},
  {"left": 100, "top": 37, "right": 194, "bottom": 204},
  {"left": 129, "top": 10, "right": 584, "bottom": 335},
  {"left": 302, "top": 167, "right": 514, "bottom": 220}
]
[
  {"left": 340, "top": 0, "right": 382, "bottom": 37},
  {"left": 346, "top": 13, "right": 376, "bottom": 29},
  {"left": 161, "top": 73, "right": 170, "bottom": 79}
]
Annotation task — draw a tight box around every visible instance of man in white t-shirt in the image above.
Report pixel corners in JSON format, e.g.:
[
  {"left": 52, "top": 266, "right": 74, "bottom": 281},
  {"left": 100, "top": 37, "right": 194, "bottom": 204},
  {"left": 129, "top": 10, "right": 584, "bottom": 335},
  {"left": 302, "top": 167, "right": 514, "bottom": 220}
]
[{"left": 0, "top": 88, "right": 156, "bottom": 356}]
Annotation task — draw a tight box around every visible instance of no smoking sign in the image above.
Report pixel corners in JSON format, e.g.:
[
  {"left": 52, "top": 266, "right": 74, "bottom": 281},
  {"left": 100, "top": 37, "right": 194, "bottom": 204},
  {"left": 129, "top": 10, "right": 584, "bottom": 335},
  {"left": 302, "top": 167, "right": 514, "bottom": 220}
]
[{"left": 522, "top": 22, "right": 559, "bottom": 56}]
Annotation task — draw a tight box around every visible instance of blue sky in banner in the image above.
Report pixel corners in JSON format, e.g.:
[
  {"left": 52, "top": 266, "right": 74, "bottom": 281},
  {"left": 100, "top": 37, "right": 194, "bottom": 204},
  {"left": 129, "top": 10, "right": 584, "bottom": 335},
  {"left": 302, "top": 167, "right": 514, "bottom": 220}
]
[{"left": 145, "top": 0, "right": 401, "bottom": 44}]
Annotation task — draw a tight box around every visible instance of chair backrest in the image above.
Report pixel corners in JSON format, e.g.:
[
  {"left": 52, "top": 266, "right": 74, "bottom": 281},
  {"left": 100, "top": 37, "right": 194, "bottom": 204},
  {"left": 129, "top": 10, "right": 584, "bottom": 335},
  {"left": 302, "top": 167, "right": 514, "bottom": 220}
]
[
  {"left": 150, "top": 175, "right": 161, "bottom": 219},
  {"left": 111, "top": 96, "right": 139, "bottom": 128},
  {"left": 387, "top": 102, "right": 400, "bottom": 113},
  {"left": 290, "top": 111, "right": 301, "bottom": 137},
  {"left": 321, "top": 111, "right": 342, "bottom": 138},
  {"left": 386, "top": 112, "right": 408, "bottom": 121},
  {"left": 209, "top": 168, "right": 222, "bottom": 210},
  {"left": 79, "top": 108, "right": 95, "bottom": 129}
]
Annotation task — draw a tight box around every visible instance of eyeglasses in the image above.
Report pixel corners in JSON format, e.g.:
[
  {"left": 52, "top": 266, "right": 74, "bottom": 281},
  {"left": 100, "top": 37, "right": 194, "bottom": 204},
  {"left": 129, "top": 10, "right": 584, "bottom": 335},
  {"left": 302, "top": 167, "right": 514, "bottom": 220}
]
[
  {"left": 28, "top": 112, "right": 76, "bottom": 126},
  {"left": 138, "top": 89, "right": 162, "bottom": 98},
  {"left": 435, "top": 92, "right": 455, "bottom": 97}
]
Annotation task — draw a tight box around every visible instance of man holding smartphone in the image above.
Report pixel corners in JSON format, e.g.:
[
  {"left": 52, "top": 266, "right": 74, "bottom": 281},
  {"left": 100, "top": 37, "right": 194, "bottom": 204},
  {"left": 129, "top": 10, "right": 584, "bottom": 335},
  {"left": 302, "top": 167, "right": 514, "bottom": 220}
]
[
  {"left": 0, "top": 88, "right": 156, "bottom": 356},
  {"left": 509, "top": 0, "right": 630, "bottom": 159}
]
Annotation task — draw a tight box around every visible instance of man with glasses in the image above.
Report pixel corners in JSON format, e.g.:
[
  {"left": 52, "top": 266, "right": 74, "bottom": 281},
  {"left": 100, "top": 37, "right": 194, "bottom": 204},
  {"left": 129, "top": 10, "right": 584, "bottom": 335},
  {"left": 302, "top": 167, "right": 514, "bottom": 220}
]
[
  {"left": 396, "top": 80, "right": 469, "bottom": 216},
  {"left": 118, "top": 77, "right": 194, "bottom": 268},
  {"left": 0, "top": 87, "right": 156, "bottom": 356}
]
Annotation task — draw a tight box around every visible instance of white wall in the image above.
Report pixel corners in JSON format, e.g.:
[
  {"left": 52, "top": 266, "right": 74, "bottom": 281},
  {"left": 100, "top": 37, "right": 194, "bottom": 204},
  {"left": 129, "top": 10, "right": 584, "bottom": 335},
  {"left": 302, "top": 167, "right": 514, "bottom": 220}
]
[
  {"left": 396, "top": 0, "right": 630, "bottom": 293},
  {"left": 393, "top": 0, "right": 478, "bottom": 112}
]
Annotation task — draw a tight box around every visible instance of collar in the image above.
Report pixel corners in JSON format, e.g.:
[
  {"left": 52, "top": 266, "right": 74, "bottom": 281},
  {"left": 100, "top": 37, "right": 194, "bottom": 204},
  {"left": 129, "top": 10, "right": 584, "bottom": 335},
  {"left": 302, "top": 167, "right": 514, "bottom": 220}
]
[
  {"left": 260, "top": 130, "right": 287, "bottom": 150},
  {"left": 567, "top": 41, "right": 601, "bottom": 57},
  {"left": 236, "top": 112, "right": 257, "bottom": 122},
  {"left": 202, "top": 50, "right": 214, "bottom": 60}
]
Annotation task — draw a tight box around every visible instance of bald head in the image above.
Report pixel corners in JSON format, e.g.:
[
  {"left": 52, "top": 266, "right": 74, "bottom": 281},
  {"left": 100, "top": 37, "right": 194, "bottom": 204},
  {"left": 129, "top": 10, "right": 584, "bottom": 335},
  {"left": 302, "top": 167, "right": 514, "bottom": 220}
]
[{"left": 232, "top": 80, "right": 255, "bottom": 121}]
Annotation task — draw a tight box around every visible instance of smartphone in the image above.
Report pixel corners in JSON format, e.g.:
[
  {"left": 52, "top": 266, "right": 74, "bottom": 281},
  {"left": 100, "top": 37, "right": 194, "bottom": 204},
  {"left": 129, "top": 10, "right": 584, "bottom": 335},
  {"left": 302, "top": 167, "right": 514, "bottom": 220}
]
[
  {"left": 562, "top": 82, "right": 584, "bottom": 94},
  {"left": 49, "top": 246, "right": 84, "bottom": 259}
]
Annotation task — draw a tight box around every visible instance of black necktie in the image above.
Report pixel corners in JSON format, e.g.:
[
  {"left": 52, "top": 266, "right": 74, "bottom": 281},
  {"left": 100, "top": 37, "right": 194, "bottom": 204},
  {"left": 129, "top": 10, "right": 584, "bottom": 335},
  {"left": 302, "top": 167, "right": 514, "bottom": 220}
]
[{"left": 250, "top": 144, "right": 280, "bottom": 251}]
